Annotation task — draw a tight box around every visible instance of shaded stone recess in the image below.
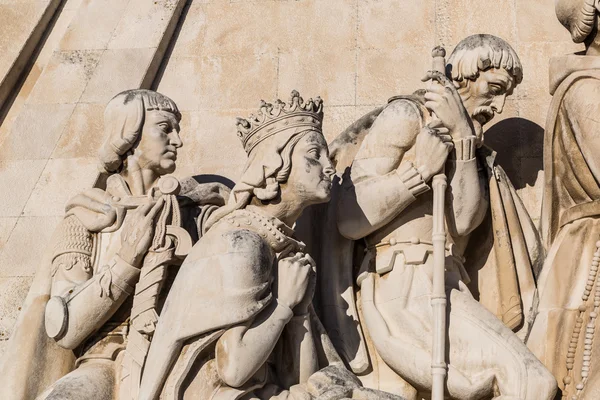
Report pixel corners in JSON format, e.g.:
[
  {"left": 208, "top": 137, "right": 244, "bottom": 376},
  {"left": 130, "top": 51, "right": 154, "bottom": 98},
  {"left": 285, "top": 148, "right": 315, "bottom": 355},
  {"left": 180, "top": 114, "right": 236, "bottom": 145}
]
[{"left": 0, "top": 0, "right": 584, "bottom": 398}]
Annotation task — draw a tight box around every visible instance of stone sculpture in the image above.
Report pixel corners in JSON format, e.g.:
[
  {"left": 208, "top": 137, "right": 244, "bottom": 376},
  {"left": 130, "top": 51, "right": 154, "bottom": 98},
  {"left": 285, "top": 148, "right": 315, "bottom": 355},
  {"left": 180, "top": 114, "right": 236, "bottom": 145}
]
[
  {"left": 0, "top": 90, "right": 229, "bottom": 400},
  {"left": 138, "top": 91, "right": 404, "bottom": 400},
  {"left": 527, "top": 0, "right": 600, "bottom": 398},
  {"left": 302, "top": 35, "right": 557, "bottom": 399}
]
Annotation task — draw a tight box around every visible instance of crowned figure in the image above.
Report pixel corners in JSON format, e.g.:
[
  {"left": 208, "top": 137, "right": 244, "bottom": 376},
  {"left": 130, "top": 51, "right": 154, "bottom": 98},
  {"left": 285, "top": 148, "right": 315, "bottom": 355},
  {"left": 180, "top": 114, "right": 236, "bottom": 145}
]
[{"left": 138, "top": 91, "right": 403, "bottom": 400}]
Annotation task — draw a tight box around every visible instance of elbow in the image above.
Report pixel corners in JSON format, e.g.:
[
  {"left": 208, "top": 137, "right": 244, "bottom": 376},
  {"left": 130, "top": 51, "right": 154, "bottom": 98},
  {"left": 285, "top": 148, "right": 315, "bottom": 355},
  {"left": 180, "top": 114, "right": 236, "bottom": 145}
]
[
  {"left": 337, "top": 216, "right": 364, "bottom": 241},
  {"left": 215, "top": 343, "right": 252, "bottom": 388},
  {"left": 453, "top": 220, "right": 478, "bottom": 237},
  {"left": 217, "top": 361, "right": 251, "bottom": 388}
]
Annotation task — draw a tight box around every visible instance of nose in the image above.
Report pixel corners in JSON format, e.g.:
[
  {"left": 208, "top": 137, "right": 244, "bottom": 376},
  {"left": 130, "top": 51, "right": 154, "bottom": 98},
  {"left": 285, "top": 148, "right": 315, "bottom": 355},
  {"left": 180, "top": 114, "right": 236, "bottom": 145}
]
[
  {"left": 323, "top": 157, "right": 336, "bottom": 178},
  {"left": 169, "top": 130, "right": 183, "bottom": 148},
  {"left": 491, "top": 94, "right": 506, "bottom": 114}
]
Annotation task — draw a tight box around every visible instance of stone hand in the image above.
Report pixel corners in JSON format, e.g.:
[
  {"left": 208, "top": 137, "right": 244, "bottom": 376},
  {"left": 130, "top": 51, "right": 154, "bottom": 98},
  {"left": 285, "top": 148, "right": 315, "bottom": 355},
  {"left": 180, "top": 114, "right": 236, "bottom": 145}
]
[
  {"left": 414, "top": 126, "right": 454, "bottom": 182},
  {"left": 117, "top": 197, "right": 165, "bottom": 268},
  {"left": 422, "top": 70, "right": 474, "bottom": 139},
  {"left": 291, "top": 253, "right": 317, "bottom": 315},
  {"left": 274, "top": 252, "right": 313, "bottom": 311}
]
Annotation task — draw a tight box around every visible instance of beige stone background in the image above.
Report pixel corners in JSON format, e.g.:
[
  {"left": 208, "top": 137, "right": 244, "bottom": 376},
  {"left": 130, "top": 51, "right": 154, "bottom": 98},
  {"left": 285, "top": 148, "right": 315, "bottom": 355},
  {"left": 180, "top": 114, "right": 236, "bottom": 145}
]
[{"left": 0, "top": 0, "right": 583, "bottom": 357}]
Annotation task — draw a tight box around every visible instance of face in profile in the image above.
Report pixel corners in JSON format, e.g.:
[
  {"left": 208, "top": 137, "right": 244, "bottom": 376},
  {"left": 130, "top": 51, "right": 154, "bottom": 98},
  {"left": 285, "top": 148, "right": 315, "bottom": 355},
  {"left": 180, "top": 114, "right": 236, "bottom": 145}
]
[
  {"left": 136, "top": 110, "right": 183, "bottom": 175},
  {"left": 459, "top": 67, "right": 516, "bottom": 141},
  {"left": 284, "top": 131, "right": 335, "bottom": 206}
]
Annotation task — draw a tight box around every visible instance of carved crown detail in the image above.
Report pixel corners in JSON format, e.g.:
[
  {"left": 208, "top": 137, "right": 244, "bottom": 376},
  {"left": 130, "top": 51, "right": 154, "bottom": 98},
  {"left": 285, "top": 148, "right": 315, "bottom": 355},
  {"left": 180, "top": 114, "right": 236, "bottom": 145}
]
[{"left": 236, "top": 90, "right": 323, "bottom": 154}]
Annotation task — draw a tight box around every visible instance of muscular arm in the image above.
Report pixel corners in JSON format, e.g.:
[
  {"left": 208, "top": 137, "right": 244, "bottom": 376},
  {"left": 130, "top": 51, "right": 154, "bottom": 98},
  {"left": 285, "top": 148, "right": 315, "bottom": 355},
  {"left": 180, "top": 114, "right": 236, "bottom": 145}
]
[
  {"left": 46, "top": 216, "right": 140, "bottom": 349},
  {"left": 215, "top": 300, "right": 294, "bottom": 387},
  {"left": 337, "top": 100, "right": 430, "bottom": 240},
  {"left": 445, "top": 137, "right": 488, "bottom": 237}
]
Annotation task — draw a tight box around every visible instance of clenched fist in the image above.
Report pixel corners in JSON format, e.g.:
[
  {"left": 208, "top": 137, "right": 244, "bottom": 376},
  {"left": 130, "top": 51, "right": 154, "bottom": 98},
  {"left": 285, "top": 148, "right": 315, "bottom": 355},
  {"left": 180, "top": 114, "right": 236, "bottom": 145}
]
[
  {"left": 422, "top": 70, "right": 474, "bottom": 139},
  {"left": 118, "top": 197, "right": 165, "bottom": 268},
  {"left": 414, "top": 127, "right": 454, "bottom": 182},
  {"left": 274, "top": 252, "right": 314, "bottom": 311}
]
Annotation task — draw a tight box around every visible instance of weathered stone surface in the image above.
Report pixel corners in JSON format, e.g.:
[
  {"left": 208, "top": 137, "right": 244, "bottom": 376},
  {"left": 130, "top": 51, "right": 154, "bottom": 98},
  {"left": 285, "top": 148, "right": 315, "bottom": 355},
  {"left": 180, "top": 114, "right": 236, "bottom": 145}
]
[
  {"left": 0, "top": 160, "right": 46, "bottom": 218},
  {"left": 22, "top": 157, "right": 97, "bottom": 217},
  {"left": 0, "top": 0, "right": 61, "bottom": 109}
]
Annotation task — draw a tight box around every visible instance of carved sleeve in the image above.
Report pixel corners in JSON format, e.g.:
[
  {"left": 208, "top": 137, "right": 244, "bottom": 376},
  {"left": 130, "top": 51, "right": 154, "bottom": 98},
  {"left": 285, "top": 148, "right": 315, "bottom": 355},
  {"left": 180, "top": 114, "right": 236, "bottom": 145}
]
[
  {"left": 563, "top": 79, "right": 600, "bottom": 183},
  {"left": 46, "top": 215, "right": 140, "bottom": 349},
  {"left": 445, "top": 136, "right": 489, "bottom": 237},
  {"left": 337, "top": 100, "right": 428, "bottom": 240}
]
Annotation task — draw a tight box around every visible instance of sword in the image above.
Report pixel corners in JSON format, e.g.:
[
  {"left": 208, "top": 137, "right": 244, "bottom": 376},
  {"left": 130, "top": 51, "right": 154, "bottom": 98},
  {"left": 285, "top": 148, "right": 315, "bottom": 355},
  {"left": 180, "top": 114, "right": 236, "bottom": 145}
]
[{"left": 429, "top": 46, "right": 448, "bottom": 400}]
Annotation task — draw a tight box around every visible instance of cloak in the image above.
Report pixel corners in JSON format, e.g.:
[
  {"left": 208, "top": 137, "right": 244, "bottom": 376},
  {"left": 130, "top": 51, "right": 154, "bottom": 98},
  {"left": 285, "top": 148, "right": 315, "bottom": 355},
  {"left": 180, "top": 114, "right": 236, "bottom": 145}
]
[
  {"left": 297, "top": 95, "right": 543, "bottom": 374},
  {"left": 527, "top": 55, "right": 600, "bottom": 397},
  {"left": 0, "top": 175, "right": 229, "bottom": 400}
]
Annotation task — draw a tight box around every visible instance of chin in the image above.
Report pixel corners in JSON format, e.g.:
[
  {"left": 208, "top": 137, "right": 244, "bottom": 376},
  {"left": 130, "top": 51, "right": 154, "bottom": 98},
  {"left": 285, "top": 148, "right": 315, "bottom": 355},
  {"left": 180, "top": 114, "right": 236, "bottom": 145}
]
[{"left": 159, "top": 160, "right": 177, "bottom": 174}]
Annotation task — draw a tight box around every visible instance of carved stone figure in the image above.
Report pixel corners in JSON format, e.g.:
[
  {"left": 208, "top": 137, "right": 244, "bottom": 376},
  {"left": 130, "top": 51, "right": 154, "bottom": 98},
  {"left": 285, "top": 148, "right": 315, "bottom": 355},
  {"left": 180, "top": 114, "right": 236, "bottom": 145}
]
[
  {"left": 302, "top": 35, "right": 557, "bottom": 399},
  {"left": 0, "top": 90, "right": 229, "bottom": 400},
  {"left": 527, "top": 1, "right": 600, "bottom": 398},
  {"left": 138, "top": 92, "right": 403, "bottom": 400}
]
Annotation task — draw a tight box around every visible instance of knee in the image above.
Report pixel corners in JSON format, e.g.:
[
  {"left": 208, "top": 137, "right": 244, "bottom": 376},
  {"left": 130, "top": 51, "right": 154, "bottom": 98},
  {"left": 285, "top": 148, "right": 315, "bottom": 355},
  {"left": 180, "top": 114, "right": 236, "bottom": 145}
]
[{"left": 525, "top": 364, "right": 557, "bottom": 400}]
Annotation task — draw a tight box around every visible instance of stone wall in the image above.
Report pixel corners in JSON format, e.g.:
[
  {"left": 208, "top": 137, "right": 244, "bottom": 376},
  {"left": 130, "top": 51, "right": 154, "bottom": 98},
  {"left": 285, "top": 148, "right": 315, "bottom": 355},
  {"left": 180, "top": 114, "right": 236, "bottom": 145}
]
[{"left": 0, "top": 0, "right": 582, "bottom": 355}]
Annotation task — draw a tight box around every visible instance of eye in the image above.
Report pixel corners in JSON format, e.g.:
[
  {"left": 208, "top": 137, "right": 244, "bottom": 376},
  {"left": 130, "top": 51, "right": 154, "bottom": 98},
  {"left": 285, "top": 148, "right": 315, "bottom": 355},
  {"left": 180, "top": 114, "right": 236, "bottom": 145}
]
[
  {"left": 158, "top": 122, "right": 170, "bottom": 132},
  {"left": 489, "top": 84, "right": 504, "bottom": 95},
  {"left": 307, "top": 148, "right": 320, "bottom": 158}
]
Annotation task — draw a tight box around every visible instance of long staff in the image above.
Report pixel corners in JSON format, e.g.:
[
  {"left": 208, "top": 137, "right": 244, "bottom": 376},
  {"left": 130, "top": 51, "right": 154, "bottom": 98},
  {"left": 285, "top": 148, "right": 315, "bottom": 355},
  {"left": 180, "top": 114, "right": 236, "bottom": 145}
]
[{"left": 430, "top": 46, "right": 448, "bottom": 400}]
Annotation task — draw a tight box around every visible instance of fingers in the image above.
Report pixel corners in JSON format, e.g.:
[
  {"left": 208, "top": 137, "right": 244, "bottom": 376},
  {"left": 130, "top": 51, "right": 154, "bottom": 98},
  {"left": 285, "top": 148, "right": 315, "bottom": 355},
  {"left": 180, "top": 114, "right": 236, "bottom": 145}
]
[
  {"left": 427, "top": 118, "right": 444, "bottom": 129},
  {"left": 145, "top": 196, "right": 166, "bottom": 221},
  {"left": 423, "top": 91, "right": 444, "bottom": 102},
  {"left": 136, "top": 201, "right": 155, "bottom": 217},
  {"left": 421, "top": 70, "right": 452, "bottom": 87}
]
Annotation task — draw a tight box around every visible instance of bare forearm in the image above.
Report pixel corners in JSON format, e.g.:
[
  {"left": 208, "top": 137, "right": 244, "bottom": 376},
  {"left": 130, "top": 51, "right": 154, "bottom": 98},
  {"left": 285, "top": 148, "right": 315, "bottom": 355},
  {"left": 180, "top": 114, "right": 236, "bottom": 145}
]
[
  {"left": 216, "top": 301, "right": 294, "bottom": 387},
  {"left": 446, "top": 137, "right": 487, "bottom": 236},
  {"left": 283, "top": 313, "right": 319, "bottom": 385},
  {"left": 338, "top": 161, "right": 429, "bottom": 240},
  {"left": 46, "top": 255, "right": 139, "bottom": 349}
]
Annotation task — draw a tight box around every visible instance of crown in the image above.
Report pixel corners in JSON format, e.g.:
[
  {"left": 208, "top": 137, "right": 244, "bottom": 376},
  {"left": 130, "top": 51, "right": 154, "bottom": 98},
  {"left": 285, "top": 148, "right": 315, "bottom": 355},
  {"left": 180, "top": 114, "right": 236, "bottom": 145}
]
[{"left": 236, "top": 90, "right": 324, "bottom": 154}]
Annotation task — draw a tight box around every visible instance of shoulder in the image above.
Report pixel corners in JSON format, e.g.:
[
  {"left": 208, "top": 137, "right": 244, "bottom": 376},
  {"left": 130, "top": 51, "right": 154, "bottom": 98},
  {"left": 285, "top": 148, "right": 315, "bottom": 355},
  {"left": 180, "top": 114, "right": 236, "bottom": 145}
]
[
  {"left": 564, "top": 76, "right": 600, "bottom": 107},
  {"left": 359, "top": 97, "right": 424, "bottom": 154},
  {"left": 187, "top": 221, "right": 274, "bottom": 264}
]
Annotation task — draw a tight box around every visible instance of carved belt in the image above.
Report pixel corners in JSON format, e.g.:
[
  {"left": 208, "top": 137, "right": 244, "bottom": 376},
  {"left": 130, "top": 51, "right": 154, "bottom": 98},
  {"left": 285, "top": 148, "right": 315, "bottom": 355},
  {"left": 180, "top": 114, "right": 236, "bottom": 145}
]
[{"left": 363, "top": 238, "right": 468, "bottom": 282}]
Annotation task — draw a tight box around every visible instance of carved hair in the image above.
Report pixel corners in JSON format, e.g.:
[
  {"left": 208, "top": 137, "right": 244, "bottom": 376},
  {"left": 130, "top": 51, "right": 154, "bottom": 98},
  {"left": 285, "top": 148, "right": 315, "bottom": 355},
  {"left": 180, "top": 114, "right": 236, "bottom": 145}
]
[
  {"left": 98, "top": 89, "right": 181, "bottom": 173},
  {"left": 253, "top": 132, "right": 305, "bottom": 201},
  {"left": 204, "top": 130, "right": 312, "bottom": 231},
  {"left": 556, "top": 0, "right": 597, "bottom": 43},
  {"left": 447, "top": 34, "right": 523, "bottom": 85}
]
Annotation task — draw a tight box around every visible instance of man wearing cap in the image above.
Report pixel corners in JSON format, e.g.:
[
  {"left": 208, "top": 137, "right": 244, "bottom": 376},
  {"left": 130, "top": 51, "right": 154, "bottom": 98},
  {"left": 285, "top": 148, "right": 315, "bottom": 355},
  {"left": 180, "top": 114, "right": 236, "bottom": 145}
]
[{"left": 527, "top": 0, "right": 600, "bottom": 398}]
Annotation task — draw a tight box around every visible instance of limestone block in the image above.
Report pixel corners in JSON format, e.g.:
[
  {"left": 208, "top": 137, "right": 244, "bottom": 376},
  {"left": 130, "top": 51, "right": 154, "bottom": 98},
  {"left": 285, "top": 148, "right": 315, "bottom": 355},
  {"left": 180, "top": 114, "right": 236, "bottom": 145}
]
[
  {"left": 51, "top": 103, "right": 104, "bottom": 159},
  {"left": 0, "top": 216, "right": 61, "bottom": 277},
  {"left": 516, "top": 0, "right": 577, "bottom": 43},
  {"left": 0, "top": 277, "right": 34, "bottom": 341},
  {"left": 322, "top": 105, "right": 357, "bottom": 143},
  {"left": 358, "top": 0, "right": 435, "bottom": 49},
  {"left": 26, "top": 49, "right": 102, "bottom": 105},
  {"left": 79, "top": 48, "right": 157, "bottom": 104},
  {"left": 444, "top": 0, "right": 516, "bottom": 48},
  {"left": 169, "top": 3, "right": 208, "bottom": 58},
  {"left": 158, "top": 53, "right": 278, "bottom": 110},
  {"left": 172, "top": 109, "right": 248, "bottom": 181},
  {"left": 0, "top": 160, "right": 46, "bottom": 218},
  {"left": 107, "top": 0, "right": 185, "bottom": 50},
  {"left": 22, "top": 157, "right": 97, "bottom": 217},
  {"left": 0, "top": 0, "right": 61, "bottom": 109},
  {"left": 278, "top": 48, "right": 356, "bottom": 107},
  {"left": 0, "top": 218, "right": 18, "bottom": 253},
  {"left": 58, "top": 0, "right": 129, "bottom": 51},
  {"left": 0, "top": 103, "right": 75, "bottom": 161},
  {"left": 196, "top": 0, "right": 356, "bottom": 57},
  {"left": 356, "top": 45, "right": 430, "bottom": 105}
]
